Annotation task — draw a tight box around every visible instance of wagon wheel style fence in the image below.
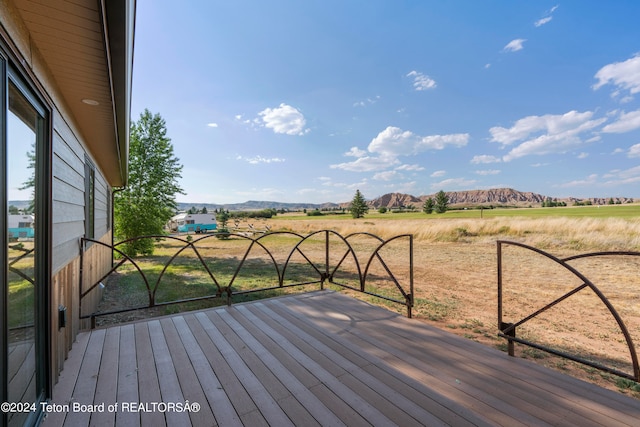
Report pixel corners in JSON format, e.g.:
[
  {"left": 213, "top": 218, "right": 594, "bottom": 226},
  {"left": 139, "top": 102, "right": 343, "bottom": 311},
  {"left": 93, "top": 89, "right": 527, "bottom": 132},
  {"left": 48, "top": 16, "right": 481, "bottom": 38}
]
[
  {"left": 497, "top": 240, "right": 640, "bottom": 382},
  {"left": 79, "top": 230, "right": 413, "bottom": 328}
]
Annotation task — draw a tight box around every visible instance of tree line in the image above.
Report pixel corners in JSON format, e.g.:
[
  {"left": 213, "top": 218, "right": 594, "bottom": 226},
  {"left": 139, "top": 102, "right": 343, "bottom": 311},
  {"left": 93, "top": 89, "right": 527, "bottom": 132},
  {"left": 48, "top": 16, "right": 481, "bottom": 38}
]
[{"left": 348, "top": 189, "right": 450, "bottom": 218}]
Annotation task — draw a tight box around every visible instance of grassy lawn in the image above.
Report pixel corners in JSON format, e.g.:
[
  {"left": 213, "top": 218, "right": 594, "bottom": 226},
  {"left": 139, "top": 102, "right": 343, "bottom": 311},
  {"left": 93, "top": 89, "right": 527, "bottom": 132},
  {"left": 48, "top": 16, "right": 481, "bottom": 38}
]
[
  {"left": 7, "top": 243, "right": 35, "bottom": 330},
  {"left": 278, "top": 203, "right": 640, "bottom": 221}
]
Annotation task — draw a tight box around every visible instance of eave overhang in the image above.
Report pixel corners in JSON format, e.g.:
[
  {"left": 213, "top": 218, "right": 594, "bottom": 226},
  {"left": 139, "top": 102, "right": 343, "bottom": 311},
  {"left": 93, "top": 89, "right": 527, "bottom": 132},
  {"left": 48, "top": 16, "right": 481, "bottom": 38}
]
[{"left": 12, "top": 0, "right": 135, "bottom": 187}]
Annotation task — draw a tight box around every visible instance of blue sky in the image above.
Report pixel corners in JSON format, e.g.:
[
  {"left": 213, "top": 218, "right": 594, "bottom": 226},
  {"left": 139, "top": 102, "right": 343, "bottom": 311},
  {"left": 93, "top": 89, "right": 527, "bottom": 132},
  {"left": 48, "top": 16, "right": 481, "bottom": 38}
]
[{"left": 131, "top": 1, "right": 640, "bottom": 204}]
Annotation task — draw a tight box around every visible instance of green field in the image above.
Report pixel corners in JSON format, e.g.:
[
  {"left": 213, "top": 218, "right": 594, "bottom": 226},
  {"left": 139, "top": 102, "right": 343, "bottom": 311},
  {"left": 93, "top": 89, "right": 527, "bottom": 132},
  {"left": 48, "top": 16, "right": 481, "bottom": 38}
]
[{"left": 279, "top": 203, "right": 640, "bottom": 221}]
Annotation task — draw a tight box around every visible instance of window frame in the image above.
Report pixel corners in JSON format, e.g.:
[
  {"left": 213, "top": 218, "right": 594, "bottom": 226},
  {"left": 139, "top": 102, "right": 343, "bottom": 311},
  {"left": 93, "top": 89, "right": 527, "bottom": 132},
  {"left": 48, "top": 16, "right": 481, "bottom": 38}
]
[
  {"left": 84, "top": 155, "right": 96, "bottom": 240},
  {"left": 1, "top": 51, "right": 52, "bottom": 426}
]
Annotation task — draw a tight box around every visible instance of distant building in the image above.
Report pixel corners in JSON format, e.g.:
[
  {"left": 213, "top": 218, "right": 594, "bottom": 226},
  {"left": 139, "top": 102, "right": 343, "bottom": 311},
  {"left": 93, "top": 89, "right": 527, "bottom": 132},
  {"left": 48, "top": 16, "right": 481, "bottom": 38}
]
[
  {"left": 169, "top": 212, "right": 218, "bottom": 234},
  {"left": 7, "top": 214, "right": 35, "bottom": 239}
]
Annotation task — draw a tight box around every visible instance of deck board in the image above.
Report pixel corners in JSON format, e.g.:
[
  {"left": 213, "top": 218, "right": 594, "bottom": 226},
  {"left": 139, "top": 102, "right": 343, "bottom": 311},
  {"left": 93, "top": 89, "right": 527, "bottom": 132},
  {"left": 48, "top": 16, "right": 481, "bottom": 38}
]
[
  {"left": 90, "top": 327, "right": 119, "bottom": 427},
  {"left": 194, "top": 311, "right": 293, "bottom": 426},
  {"left": 182, "top": 314, "right": 262, "bottom": 425},
  {"left": 42, "top": 290, "right": 640, "bottom": 427},
  {"left": 256, "top": 303, "right": 498, "bottom": 425},
  {"left": 291, "top": 293, "right": 637, "bottom": 425},
  {"left": 237, "top": 303, "right": 450, "bottom": 426},
  {"left": 133, "top": 321, "right": 165, "bottom": 427},
  {"left": 279, "top": 297, "right": 568, "bottom": 425},
  {"left": 115, "top": 324, "right": 139, "bottom": 427},
  {"left": 162, "top": 317, "right": 218, "bottom": 427}
]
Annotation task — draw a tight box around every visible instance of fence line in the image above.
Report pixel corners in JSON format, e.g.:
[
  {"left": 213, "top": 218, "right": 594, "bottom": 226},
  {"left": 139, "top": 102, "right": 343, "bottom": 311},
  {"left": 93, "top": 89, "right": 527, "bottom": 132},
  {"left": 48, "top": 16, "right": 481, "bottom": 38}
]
[{"left": 80, "top": 230, "right": 413, "bottom": 328}]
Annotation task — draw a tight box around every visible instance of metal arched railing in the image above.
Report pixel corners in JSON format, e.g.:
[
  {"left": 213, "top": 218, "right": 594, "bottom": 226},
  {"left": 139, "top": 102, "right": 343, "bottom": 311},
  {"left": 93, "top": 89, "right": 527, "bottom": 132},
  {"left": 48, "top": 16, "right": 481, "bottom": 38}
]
[
  {"left": 80, "top": 230, "right": 413, "bottom": 328},
  {"left": 497, "top": 240, "right": 639, "bottom": 382}
]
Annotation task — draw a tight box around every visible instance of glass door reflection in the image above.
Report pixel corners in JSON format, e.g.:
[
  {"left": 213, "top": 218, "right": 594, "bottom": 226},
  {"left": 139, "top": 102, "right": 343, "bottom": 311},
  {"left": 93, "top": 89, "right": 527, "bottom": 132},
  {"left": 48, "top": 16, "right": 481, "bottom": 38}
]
[{"left": 6, "top": 80, "right": 41, "bottom": 426}]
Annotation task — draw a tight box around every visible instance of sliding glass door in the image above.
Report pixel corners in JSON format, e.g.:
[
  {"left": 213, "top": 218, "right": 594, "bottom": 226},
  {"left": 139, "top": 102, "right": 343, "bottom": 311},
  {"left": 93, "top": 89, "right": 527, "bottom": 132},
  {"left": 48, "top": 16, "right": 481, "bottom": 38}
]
[{"left": 2, "top": 58, "right": 49, "bottom": 427}]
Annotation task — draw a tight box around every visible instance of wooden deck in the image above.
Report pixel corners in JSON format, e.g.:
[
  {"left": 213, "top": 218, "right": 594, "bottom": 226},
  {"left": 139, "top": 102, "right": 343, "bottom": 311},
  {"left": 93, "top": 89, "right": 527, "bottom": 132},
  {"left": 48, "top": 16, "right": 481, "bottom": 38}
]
[{"left": 41, "top": 290, "right": 640, "bottom": 427}]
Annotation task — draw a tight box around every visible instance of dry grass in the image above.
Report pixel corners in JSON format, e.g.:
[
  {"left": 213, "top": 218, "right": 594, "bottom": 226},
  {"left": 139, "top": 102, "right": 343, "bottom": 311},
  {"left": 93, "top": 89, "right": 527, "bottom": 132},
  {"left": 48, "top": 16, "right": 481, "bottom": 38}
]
[
  {"left": 268, "top": 215, "right": 640, "bottom": 397},
  {"left": 272, "top": 216, "right": 640, "bottom": 250}
]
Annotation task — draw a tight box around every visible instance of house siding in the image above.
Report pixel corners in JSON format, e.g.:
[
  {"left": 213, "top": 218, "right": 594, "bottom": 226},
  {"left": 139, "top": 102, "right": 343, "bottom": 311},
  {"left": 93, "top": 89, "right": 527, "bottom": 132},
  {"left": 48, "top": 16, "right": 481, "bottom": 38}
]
[
  {"left": 49, "top": 94, "right": 114, "bottom": 383},
  {"left": 51, "top": 109, "right": 111, "bottom": 274}
]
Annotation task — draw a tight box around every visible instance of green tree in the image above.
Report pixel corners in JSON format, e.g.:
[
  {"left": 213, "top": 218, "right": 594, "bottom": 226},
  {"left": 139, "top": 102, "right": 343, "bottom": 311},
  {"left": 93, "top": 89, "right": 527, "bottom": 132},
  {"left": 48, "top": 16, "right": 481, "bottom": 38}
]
[
  {"left": 435, "top": 190, "right": 449, "bottom": 214},
  {"left": 217, "top": 210, "right": 230, "bottom": 230},
  {"left": 422, "top": 197, "right": 434, "bottom": 214},
  {"left": 19, "top": 142, "right": 36, "bottom": 213},
  {"left": 350, "top": 189, "right": 369, "bottom": 219},
  {"left": 114, "top": 109, "right": 184, "bottom": 256}
]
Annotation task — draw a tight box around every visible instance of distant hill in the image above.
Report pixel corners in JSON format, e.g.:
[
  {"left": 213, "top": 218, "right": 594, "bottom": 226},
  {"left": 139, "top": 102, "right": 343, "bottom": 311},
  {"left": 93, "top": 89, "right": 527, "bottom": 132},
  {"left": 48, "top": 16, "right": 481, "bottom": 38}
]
[
  {"left": 365, "top": 188, "right": 634, "bottom": 209},
  {"left": 177, "top": 200, "right": 340, "bottom": 212},
  {"left": 171, "top": 188, "right": 636, "bottom": 213},
  {"left": 7, "top": 200, "right": 32, "bottom": 211}
]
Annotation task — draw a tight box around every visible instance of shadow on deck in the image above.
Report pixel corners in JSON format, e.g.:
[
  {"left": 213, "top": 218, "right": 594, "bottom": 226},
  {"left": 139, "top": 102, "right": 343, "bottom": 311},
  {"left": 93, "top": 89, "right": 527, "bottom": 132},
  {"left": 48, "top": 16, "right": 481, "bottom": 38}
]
[{"left": 42, "top": 291, "right": 640, "bottom": 426}]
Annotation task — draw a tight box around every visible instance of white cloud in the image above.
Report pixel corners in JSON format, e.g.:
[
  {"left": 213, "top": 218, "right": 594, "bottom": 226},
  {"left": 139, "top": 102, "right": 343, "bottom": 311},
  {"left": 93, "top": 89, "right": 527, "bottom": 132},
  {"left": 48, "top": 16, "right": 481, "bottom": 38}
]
[
  {"left": 331, "top": 126, "right": 467, "bottom": 173},
  {"left": 601, "top": 109, "right": 640, "bottom": 133},
  {"left": 236, "top": 155, "right": 286, "bottom": 164},
  {"left": 577, "top": 152, "right": 589, "bottom": 159},
  {"left": 503, "top": 39, "right": 526, "bottom": 52},
  {"left": 471, "top": 155, "right": 501, "bottom": 164},
  {"left": 330, "top": 156, "right": 399, "bottom": 172},
  {"left": 491, "top": 111, "right": 602, "bottom": 146},
  {"left": 258, "top": 103, "right": 309, "bottom": 135},
  {"left": 593, "top": 54, "right": 640, "bottom": 98},
  {"left": 396, "top": 164, "right": 425, "bottom": 171},
  {"left": 606, "top": 165, "right": 640, "bottom": 184},
  {"left": 430, "top": 170, "right": 446, "bottom": 178},
  {"left": 586, "top": 135, "right": 602, "bottom": 143},
  {"left": 344, "top": 146, "right": 367, "bottom": 157},
  {"left": 599, "top": 165, "right": 640, "bottom": 187},
  {"left": 475, "top": 169, "right": 501, "bottom": 176},
  {"left": 557, "top": 174, "right": 599, "bottom": 188},
  {"left": 353, "top": 96, "right": 380, "bottom": 107},
  {"left": 489, "top": 111, "right": 606, "bottom": 162},
  {"left": 431, "top": 178, "right": 477, "bottom": 190},
  {"left": 534, "top": 17, "right": 552, "bottom": 27},
  {"left": 373, "top": 171, "right": 398, "bottom": 181},
  {"left": 628, "top": 143, "right": 640, "bottom": 158},
  {"left": 207, "top": 122, "right": 218, "bottom": 128},
  {"left": 534, "top": 5, "right": 558, "bottom": 27},
  {"left": 406, "top": 71, "right": 437, "bottom": 91},
  {"left": 369, "top": 126, "right": 468, "bottom": 157}
]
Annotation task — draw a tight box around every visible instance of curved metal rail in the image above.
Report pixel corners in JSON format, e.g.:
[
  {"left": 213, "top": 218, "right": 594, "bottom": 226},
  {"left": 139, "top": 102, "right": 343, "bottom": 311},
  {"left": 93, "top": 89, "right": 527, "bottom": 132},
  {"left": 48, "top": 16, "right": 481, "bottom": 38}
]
[
  {"left": 80, "top": 230, "right": 413, "bottom": 327},
  {"left": 497, "top": 240, "right": 639, "bottom": 381}
]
